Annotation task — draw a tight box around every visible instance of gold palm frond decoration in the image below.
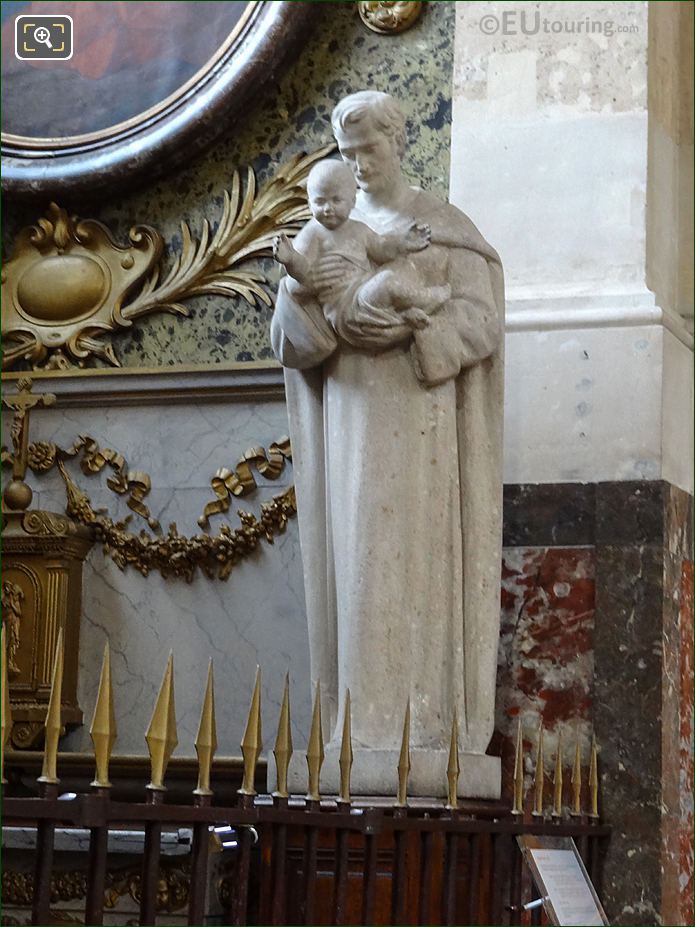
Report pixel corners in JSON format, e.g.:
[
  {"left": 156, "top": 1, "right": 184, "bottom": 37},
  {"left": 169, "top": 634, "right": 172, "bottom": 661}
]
[
  {"left": 122, "top": 145, "right": 335, "bottom": 319},
  {"left": 2, "top": 145, "right": 336, "bottom": 371}
]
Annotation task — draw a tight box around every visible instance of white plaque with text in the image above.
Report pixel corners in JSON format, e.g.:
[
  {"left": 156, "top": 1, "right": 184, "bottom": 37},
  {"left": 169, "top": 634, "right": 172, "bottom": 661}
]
[{"left": 518, "top": 836, "right": 609, "bottom": 926}]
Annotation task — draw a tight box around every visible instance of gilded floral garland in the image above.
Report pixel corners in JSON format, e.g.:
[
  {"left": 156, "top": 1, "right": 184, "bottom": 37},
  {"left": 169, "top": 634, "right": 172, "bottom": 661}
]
[{"left": 2, "top": 431, "right": 296, "bottom": 583}]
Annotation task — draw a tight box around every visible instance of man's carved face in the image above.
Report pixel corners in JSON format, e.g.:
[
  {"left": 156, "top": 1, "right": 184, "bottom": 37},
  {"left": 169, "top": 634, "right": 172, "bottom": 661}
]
[{"left": 335, "top": 122, "right": 401, "bottom": 196}]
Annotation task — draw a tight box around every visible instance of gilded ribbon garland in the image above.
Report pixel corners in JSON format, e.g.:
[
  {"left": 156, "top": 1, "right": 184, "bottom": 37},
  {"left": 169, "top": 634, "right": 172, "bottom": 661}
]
[
  {"left": 57, "top": 461, "right": 296, "bottom": 583},
  {"left": 198, "top": 438, "right": 292, "bottom": 528},
  {"left": 2, "top": 431, "right": 296, "bottom": 583}
]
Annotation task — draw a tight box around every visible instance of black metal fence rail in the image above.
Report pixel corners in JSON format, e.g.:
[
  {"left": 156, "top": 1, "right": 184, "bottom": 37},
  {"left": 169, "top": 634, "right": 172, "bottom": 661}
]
[{"left": 2, "top": 789, "right": 608, "bottom": 926}]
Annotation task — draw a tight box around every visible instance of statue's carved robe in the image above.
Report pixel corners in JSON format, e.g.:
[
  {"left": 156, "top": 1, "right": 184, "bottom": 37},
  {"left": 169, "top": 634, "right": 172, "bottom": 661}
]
[{"left": 271, "top": 188, "right": 504, "bottom": 755}]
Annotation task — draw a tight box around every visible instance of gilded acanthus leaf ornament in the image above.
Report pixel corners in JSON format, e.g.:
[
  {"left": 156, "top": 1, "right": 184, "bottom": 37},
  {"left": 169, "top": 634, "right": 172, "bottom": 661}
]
[{"left": 1, "top": 145, "right": 335, "bottom": 371}]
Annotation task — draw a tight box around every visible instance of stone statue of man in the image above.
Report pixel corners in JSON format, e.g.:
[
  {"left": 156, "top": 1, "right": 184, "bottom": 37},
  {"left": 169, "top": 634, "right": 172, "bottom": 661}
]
[{"left": 271, "top": 91, "right": 504, "bottom": 797}]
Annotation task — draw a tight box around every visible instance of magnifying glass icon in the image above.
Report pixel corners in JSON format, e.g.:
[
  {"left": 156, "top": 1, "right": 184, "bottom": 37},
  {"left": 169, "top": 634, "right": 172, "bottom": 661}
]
[{"left": 34, "top": 25, "right": 53, "bottom": 48}]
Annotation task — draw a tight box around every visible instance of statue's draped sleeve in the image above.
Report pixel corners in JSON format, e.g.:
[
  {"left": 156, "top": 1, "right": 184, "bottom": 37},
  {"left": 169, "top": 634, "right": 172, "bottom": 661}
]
[
  {"left": 409, "top": 197, "right": 504, "bottom": 386},
  {"left": 270, "top": 277, "right": 338, "bottom": 369},
  {"left": 407, "top": 195, "right": 505, "bottom": 748}
]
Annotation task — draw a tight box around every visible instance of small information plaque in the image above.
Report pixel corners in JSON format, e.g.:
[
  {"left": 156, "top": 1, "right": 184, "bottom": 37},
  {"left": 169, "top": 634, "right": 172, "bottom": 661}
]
[{"left": 518, "top": 835, "right": 609, "bottom": 926}]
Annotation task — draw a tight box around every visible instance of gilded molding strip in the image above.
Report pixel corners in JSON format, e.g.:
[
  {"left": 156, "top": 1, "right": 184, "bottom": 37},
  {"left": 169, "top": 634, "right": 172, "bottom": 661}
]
[
  {"left": 42, "top": 570, "right": 64, "bottom": 684},
  {"left": 0, "top": 362, "right": 286, "bottom": 409},
  {"left": 2, "top": 146, "right": 335, "bottom": 371},
  {"left": 2, "top": 863, "right": 190, "bottom": 913}
]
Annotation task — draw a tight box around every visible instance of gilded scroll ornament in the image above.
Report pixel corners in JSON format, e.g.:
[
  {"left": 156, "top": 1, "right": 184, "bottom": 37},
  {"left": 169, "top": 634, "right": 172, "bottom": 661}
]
[
  {"left": 357, "top": 1, "right": 423, "bottom": 34},
  {"left": 2, "top": 146, "right": 334, "bottom": 371}
]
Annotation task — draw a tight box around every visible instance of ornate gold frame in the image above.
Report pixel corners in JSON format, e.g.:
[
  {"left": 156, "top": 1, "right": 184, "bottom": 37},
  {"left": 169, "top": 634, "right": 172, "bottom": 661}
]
[
  {"left": 3, "top": 5, "right": 257, "bottom": 151},
  {"left": 2, "top": 2, "right": 314, "bottom": 199}
]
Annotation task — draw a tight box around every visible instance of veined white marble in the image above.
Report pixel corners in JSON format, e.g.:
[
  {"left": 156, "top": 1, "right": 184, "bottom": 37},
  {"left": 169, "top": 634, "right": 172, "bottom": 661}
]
[{"left": 3, "top": 382, "right": 311, "bottom": 757}]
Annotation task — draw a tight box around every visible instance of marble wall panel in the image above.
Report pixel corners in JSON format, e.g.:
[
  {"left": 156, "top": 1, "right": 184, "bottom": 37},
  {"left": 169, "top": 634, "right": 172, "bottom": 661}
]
[
  {"left": 496, "top": 546, "right": 595, "bottom": 805},
  {"left": 677, "top": 561, "right": 694, "bottom": 926},
  {"left": 3, "top": 393, "right": 313, "bottom": 757},
  {"left": 592, "top": 480, "right": 694, "bottom": 926},
  {"left": 661, "top": 485, "right": 694, "bottom": 927}
]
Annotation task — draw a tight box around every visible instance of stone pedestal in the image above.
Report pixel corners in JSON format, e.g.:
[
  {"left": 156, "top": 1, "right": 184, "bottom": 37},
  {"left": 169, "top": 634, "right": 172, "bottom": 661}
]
[{"left": 268, "top": 748, "right": 501, "bottom": 801}]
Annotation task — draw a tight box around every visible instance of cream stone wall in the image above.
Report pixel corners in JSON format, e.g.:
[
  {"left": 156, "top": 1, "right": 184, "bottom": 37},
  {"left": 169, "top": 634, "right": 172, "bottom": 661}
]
[
  {"left": 451, "top": 1, "right": 693, "bottom": 492},
  {"left": 646, "top": 1, "right": 694, "bottom": 323}
]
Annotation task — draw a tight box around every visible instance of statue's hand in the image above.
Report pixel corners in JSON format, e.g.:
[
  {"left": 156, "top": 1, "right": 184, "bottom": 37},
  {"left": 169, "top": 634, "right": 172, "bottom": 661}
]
[
  {"left": 401, "top": 307, "right": 431, "bottom": 330},
  {"left": 310, "top": 254, "right": 346, "bottom": 291},
  {"left": 273, "top": 233, "right": 295, "bottom": 266},
  {"left": 403, "top": 222, "right": 431, "bottom": 252}
]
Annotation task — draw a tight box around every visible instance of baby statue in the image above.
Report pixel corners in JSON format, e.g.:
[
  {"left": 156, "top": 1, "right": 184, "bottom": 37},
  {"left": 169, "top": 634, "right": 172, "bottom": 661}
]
[{"left": 272, "top": 160, "right": 450, "bottom": 340}]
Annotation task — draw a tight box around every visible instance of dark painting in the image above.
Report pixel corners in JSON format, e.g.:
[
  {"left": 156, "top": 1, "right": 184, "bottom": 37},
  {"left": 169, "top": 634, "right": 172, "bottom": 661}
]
[{"left": 2, "top": 0, "right": 252, "bottom": 141}]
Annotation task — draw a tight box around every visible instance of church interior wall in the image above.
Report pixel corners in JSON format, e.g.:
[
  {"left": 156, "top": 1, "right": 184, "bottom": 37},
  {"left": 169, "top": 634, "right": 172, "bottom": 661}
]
[{"left": 2, "top": 3, "right": 692, "bottom": 925}]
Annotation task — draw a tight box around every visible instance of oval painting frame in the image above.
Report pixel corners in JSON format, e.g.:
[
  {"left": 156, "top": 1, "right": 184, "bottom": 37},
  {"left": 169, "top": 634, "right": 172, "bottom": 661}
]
[{"left": 1, "top": 1, "right": 312, "bottom": 200}]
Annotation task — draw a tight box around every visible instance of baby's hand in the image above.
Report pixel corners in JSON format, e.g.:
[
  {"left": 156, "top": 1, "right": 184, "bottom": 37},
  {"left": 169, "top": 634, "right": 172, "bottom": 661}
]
[
  {"left": 403, "top": 222, "right": 431, "bottom": 252},
  {"left": 273, "top": 233, "right": 295, "bottom": 266},
  {"left": 401, "top": 307, "right": 431, "bottom": 330}
]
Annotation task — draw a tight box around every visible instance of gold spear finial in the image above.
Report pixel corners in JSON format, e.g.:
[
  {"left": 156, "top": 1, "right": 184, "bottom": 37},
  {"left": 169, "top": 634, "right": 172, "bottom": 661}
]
[
  {"left": 396, "top": 700, "right": 411, "bottom": 807},
  {"left": 571, "top": 729, "right": 582, "bottom": 816},
  {"left": 532, "top": 719, "right": 544, "bottom": 817},
  {"left": 589, "top": 734, "right": 599, "bottom": 818},
  {"left": 273, "top": 672, "right": 293, "bottom": 799},
  {"left": 1, "top": 626, "right": 13, "bottom": 784},
  {"left": 552, "top": 728, "right": 563, "bottom": 818},
  {"left": 306, "top": 681, "right": 324, "bottom": 802},
  {"left": 89, "top": 642, "right": 117, "bottom": 788},
  {"left": 512, "top": 717, "right": 524, "bottom": 815},
  {"left": 38, "top": 628, "right": 63, "bottom": 782},
  {"left": 39, "top": 628, "right": 64, "bottom": 784},
  {"left": 446, "top": 708, "right": 460, "bottom": 810},
  {"left": 239, "top": 665, "right": 262, "bottom": 796},
  {"left": 145, "top": 652, "right": 178, "bottom": 791},
  {"left": 338, "top": 689, "right": 353, "bottom": 804},
  {"left": 194, "top": 660, "right": 217, "bottom": 797}
]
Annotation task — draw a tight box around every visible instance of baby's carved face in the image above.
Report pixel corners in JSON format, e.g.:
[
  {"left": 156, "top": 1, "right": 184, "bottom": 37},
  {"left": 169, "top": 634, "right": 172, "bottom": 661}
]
[{"left": 307, "top": 166, "right": 356, "bottom": 230}]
